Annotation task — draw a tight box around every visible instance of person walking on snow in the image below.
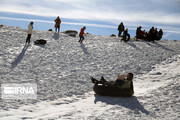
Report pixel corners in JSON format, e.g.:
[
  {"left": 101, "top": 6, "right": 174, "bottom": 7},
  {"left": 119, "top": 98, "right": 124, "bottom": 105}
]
[
  {"left": 26, "top": 21, "right": 34, "bottom": 44},
  {"left": 78, "top": 26, "right": 86, "bottom": 43},
  {"left": 54, "top": 16, "right": 61, "bottom": 33}
]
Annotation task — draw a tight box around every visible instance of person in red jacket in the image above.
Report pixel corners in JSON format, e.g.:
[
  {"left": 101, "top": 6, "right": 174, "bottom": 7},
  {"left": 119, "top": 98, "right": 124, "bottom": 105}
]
[{"left": 78, "top": 26, "right": 86, "bottom": 43}]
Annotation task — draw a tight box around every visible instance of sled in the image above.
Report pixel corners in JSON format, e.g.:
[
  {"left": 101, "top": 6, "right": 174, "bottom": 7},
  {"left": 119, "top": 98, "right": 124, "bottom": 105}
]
[
  {"left": 63, "top": 30, "right": 78, "bottom": 37},
  {"left": 93, "top": 84, "right": 134, "bottom": 97},
  {"left": 34, "top": 39, "right": 47, "bottom": 45}
]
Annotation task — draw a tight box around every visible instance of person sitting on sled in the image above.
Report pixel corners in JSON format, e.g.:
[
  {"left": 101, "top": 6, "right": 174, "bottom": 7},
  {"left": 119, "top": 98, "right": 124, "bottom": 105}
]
[
  {"left": 91, "top": 73, "right": 134, "bottom": 89},
  {"left": 78, "top": 26, "right": 86, "bottom": 43}
]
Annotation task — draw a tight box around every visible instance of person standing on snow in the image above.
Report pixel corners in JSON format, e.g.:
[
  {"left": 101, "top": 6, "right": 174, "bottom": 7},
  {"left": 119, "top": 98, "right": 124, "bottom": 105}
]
[
  {"left": 54, "top": 16, "right": 61, "bottom": 33},
  {"left": 78, "top": 26, "right": 86, "bottom": 43},
  {"left": 158, "top": 29, "right": 163, "bottom": 40},
  {"left": 118, "top": 22, "right": 124, "bottom": 37},
  {"left": 26, "top": 21, "right": 34, "bottom": 44}
]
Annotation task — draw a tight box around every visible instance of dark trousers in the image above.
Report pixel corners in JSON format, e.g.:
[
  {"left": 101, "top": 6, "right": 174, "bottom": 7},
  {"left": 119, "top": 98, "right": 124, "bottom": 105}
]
[
  {"left": 55, "top": 25, "right": 60, "bottom": 33},
  {"left": 26, "top": 34, "right": 31, "bottom": 44},
  {"left": 79, "top": 36, "right": 84, "bottom": 43},
  {"left": 118, "top": 30, "right": 123, "bottom": 37}
]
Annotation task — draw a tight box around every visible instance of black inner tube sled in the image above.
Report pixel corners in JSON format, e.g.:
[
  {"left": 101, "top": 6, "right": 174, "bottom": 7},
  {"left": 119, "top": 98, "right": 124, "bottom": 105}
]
[
  {"left": 93, "top": 84, "right": 134, "bottom": 97},
  {"left": 34, "top": 39, "right": 47, "bottom": 45}
]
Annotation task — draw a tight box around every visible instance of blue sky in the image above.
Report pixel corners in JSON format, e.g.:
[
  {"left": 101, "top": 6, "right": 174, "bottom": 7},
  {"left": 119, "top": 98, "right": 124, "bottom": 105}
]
[{"left": 0, "top": 0, "right": 180, "bottom": 40}]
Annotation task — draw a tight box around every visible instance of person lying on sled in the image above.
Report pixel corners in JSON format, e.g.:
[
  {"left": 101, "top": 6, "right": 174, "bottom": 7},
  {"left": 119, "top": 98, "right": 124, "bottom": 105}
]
[{"left": 91, "top": 73, "right": 134, "bottom": 89}]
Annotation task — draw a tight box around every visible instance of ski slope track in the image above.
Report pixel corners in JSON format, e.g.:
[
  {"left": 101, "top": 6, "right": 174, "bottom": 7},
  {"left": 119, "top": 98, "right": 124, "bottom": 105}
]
[{"left": 0, "top": 25, "right": 180, "bottom": 120}]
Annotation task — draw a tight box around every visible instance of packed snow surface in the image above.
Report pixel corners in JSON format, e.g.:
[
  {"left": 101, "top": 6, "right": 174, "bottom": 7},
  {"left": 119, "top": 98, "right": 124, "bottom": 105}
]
[{"left": 0, "top": 25, "right": 180, "bottom": 119}]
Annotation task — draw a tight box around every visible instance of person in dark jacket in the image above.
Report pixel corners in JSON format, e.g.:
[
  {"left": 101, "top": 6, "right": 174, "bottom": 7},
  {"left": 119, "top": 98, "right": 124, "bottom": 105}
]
[
  {"left": 121, "top": 28, "right": 130, "bottom": 42},
  {"left": 136, "top": 26, "right": 142, "bottom": 40},
  {"left": 118, "top": 22, "right": 124, "bottom": 37},
  {"left": 78, "top": 26, "right": 86, "bottom": 43},
  {"left": 154, "top": 28, "right": 158, "bottom": 40},
  {"left": 26, "top": 22, "right": 34, "bottom": 44},
  {"left": 158, "top": 29, "right": 163, "bottom": 40},
  {"left": 54, "top": 16, "right": 61, "bottom": 33},
  {"left": 148, "top": 26, "right": 155, "bottom": 42}
]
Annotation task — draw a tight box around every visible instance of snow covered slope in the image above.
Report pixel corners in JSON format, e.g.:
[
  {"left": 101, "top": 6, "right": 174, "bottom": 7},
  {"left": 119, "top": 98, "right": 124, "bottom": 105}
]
[{"left": 0, "top": 25, "right": 180, "bottom": 119}]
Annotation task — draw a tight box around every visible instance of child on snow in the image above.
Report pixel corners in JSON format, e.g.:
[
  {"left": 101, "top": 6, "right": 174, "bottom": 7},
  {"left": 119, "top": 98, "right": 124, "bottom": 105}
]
[
  {"left": 78, "top": 26, "right": 86, "bottom": 43},
  {"left": 26, "top": 22, "right": 34, "bottom": 44}
]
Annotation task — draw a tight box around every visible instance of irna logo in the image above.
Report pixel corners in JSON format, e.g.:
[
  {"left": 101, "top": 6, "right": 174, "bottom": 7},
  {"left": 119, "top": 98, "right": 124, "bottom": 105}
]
[
  {"left": 4, "top": 86, "right": 35, "bottom": 94},
  {"left": 1, "top": 83, "right": 37, "bottom": 99}
]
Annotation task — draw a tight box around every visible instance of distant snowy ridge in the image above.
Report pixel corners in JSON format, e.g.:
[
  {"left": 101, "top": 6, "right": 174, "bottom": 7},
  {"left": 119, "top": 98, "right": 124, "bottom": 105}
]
[{"left": 0, "top": 25, "right": 180, "bottom": 119}]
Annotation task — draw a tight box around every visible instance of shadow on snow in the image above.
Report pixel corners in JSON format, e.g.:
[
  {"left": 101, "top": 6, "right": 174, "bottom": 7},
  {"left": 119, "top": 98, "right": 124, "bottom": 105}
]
[
  {"left": 11, "top": 45, "right": 29, "bottom": 69},
  {"left": 94, "top": 94, "right": 150, "bottom": 115},
  {"left": 80, "top": 43, "right": 89, "bottom": 54},
  {"left": 52, "top": 33, "right": 59, "bottom": 40},
  {"left": 126, "top": 42, "right": 140, "bottom": 50}
]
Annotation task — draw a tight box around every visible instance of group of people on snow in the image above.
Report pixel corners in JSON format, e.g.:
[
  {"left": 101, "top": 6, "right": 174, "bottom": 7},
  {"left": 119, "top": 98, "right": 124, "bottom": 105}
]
[
  {"left": 117, "top": 22, "right": 163, "bottom": 42},
  {"left": 53, "top": 16, "right": 86, "bottom": 43},
  {"left": 117, "top": 22, "right": 130, "bottom": 42},
  {"left": 25, "top": 16, "right": 87, "bottom": 44},
  {"left": 26, "top": 16, "right": 163, "bottom": 44},
  {"left": 136, "top": 26, "right": 163, "bottom": 42}
]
